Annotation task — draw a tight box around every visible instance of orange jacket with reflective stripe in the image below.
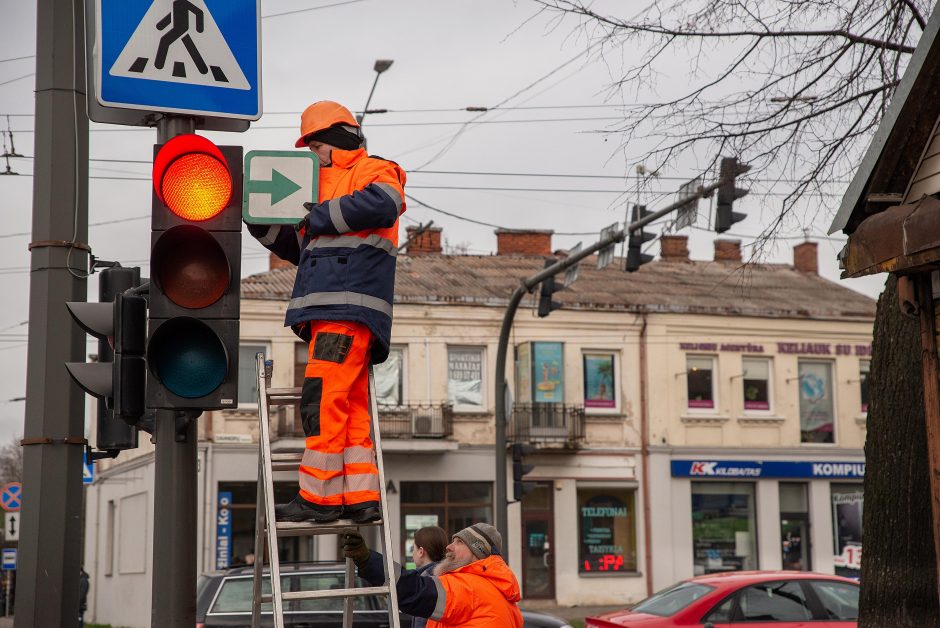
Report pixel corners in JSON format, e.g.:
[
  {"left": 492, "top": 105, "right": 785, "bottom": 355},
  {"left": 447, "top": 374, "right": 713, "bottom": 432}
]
[
  {"left": 247, "top": 147, "right": 406, "bottom": 363},
  {"left": 427, "top": 555, "right": 523, "bottom": 628}
]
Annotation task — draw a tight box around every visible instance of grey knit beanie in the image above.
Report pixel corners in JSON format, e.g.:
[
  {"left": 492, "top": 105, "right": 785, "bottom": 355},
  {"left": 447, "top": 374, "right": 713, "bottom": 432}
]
[{"left": 453, "top": 523, "right": 502, "bottom": 559}]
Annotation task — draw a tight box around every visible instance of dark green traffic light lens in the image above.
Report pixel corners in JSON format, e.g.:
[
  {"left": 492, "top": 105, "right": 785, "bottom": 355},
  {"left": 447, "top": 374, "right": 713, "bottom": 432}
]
[{"left": 148, "top": 318, "right": 227, "bottom": 398}]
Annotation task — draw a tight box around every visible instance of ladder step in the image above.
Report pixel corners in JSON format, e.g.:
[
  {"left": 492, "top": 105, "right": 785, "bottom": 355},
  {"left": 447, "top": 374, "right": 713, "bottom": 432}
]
[
  {"left": 263, "top": 585, "right": 391, "bottom": 603},
  {"left": 271, "top": 452, "right": 303, "bottom": 471},
  {"left": 267, "top": 387, "right": 302, "bottom": 405},
  {"left": 272, "top": 519, "right": 385, "bottom": 537}
]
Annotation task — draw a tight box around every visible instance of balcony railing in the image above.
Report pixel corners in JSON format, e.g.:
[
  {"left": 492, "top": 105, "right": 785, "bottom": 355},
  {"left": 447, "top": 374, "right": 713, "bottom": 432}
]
[
  {"left": 274, "top": 403, "right": 453, "bottom": 440},
  {"left": 508, "top": 403, "right": 585, "bottom": 444},
  {"left": 377, "top": 403, "right": 454, "bottom": 439}
]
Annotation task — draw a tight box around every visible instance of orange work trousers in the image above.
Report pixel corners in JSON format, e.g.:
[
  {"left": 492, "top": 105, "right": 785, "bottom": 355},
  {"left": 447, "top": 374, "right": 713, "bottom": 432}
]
[{"left": 297, "top": 320, "right": 380, "bottom": 512}]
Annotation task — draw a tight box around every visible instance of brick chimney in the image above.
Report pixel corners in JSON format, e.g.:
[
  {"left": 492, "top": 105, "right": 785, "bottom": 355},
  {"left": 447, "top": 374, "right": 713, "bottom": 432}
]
[
  {"left": 495, "top": 229, "right": 553, "bottom": 256},
  {"left": 793, "top": 241, "right": 818, "bottom": 274},
  {"left": 660, "top": 235, "right": 689, "bottom": 261},
  {"left": 270, "top": 253, "right": 292, "bottom": 271},
  {"left": 714, "top": 239, "right": 742, "bottom": 263},
  {"left": 405, "top": 225, "right": 443, "bottom": 255}
]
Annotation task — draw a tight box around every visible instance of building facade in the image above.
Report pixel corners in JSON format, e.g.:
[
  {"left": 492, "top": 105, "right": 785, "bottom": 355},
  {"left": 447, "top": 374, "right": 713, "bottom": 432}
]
[{"left": 82, "top": 229, "right": 875, "bottom": 625}]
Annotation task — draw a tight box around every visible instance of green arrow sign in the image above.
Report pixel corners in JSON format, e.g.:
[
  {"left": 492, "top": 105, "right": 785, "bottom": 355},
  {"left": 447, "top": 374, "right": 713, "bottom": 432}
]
[{"left": 243, "top": 151, "right": 319, "bottom": 224}]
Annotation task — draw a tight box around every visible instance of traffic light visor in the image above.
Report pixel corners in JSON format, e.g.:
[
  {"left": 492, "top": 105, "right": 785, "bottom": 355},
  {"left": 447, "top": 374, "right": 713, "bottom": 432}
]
[{"left": 154, "top": 135, "right": 232, "bottom": 222}]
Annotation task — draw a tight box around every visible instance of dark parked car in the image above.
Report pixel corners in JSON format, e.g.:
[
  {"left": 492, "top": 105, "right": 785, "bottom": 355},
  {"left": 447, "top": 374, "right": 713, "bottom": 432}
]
[{"left": 197, "top": 563, "right": 572, "bottom": 627}]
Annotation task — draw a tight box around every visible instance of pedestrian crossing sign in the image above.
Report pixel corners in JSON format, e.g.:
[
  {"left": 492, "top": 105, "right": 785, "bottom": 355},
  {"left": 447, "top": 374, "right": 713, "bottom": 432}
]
[{"left": 94, "top": 0, "right": 261, "bottom": 120}]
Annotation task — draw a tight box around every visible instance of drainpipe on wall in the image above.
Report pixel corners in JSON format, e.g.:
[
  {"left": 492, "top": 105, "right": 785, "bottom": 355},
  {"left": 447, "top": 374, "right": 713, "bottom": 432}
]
[
  {"left": 203, "top": 444, "right": 214, "bottom": 572},
  {"left": 639, "top": 313, "right": 653, "bottom": 596},
  {"left": 425, "top": 337, "right": 432, "bottom": 402}
]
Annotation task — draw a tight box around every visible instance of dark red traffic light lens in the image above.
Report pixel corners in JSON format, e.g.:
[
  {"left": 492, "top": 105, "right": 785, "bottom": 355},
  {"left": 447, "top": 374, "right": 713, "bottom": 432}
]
[
  {"left": 152, "top": 225, "right": 230, "bottom": 309},
  {"left": 153, "top": 134, "right": 232, "bottom": 222}
]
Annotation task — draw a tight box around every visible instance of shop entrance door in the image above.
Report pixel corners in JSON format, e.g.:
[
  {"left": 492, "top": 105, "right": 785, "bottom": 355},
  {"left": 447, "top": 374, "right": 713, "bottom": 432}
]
[{"left": 521, "top": 482, "right": 554, "bottom": 599}]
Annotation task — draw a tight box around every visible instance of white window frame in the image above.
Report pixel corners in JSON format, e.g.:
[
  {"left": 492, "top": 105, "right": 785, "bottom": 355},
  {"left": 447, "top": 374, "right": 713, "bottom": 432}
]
[
  {"left": 447, "top": 345, "right": 487, "bottom": 412},
  {"left": 237, "top": 342, "right": 270, "bottom": 409},
  {"left": 582, "top": 350, "right": 620, "bottom": 415},
  {"left": 686, "top": 354, "right": 718, "bottom": 412},
  {"left": 741, "top": 356, "right": 773, "bottom": 415}
]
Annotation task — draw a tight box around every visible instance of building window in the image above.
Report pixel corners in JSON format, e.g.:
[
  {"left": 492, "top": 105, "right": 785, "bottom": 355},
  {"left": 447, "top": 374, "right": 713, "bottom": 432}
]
[
  {"left": 448, "top": 347, "right": 484, "bottom": 410},
  {"left": 400, "top": 482, "right": 493, "bottom": 567},
  {"left": 583, "top": 353, "right": 616, "bottom": 410},
  {"left": 742, "top": 357, "right": 771, "bottom": 411},
  {"left": 577, "top": 486, "right": 637, "bottom": 573},
  {"left": 691, "top": 482, "right": 757, "bottom": 574},
  {"left": 687, "top": 355, "right": 715, "bottom": 410},
  {"left": 238, "top": 343, "right": 268, "bottom": 406},
  {"left": 375, "top": 347, "right": 404, "bottom": 406},
  {"left": 798, "top": 360, "right": 835, "bottom": 443},
  {"left": 859, "top": 360, "right": 870, "bottom": 413},
  {"left": 831, "top": 483, "right": 863, "bottom": 577}
]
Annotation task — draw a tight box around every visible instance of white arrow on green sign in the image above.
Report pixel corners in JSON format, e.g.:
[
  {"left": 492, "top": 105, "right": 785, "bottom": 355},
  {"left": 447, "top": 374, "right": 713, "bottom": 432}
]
[{"left": 243, "top": 150, "right": 319, "bottom": 224}]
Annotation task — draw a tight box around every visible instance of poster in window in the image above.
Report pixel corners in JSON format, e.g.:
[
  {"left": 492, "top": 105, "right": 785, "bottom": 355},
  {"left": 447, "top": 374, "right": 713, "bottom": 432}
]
[
  {"left": 831, "top": 485, "right": 863, "bottom": 576},
  {"left": 578, "top": 489, "right": 637, "bottom": 573},
  {"left": 533, "top": 342, "right": 564, "bottom": 403},
  {"left": 448, "top": 348, "right": 483, "bottom": 407},
  {"left": 584, "top": 354, "right": 615, "bottom": 408},
  {"left": 515, "top": 343, "right": 533, "bottom": 404},
  {"left": 799, "top": 361, "right": 835, "bottom": 442}
]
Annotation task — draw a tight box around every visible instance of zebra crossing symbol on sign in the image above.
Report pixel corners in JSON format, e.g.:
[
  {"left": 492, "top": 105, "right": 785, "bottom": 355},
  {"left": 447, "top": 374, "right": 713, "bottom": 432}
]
[
  {"left": 95, "top": 0, "right": 261, "bottom": 119},
  {"left": 110, "top": 0, "right": 249, "bottom": 89}
]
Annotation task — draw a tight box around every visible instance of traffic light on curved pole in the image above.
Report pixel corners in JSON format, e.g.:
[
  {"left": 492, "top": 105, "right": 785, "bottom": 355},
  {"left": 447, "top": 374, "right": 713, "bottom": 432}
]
[{"left": 148, "top": 134, "right": 242, "bottom": 410}]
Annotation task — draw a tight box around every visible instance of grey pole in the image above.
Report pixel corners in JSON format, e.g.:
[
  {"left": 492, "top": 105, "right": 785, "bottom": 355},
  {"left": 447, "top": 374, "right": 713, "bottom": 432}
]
[
  {"left": 16, "top": 0, "right": 90, "bottom": 622},
  {"left": 492, "top": 175, "right": 736, "bottom": 558},
  {"left": 151, "top": 116, "right": 200, "bottom": 628}
]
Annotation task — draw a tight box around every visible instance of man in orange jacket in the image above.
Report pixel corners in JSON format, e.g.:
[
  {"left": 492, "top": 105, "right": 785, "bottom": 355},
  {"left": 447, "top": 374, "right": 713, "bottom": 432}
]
[
  {"left": 342, "top": 523, "right": 524, "bottom": 627},
  {"left": 247, "top": 101, "right": 405, "bottom": 524}
]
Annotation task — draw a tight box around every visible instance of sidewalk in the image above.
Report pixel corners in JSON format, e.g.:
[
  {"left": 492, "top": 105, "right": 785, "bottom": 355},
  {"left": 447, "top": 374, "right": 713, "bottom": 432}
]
[
  {"left": 520, "top": 602, "right": 626, "bottom": 624},
  {"left": 0, "top": 617, "right": 12, "bottom": 627}
]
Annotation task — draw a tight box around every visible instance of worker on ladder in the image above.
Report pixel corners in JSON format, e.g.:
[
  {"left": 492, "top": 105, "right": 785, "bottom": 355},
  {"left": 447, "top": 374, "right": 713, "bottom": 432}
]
[{"left": 246, "top": 100, "right": 406, "bottom": 524}]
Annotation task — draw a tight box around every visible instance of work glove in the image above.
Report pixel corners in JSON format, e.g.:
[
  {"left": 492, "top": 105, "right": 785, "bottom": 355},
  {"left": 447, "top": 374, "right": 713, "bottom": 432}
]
[{"left": 341, "top": 528, "right": 370, "bottom": 567}]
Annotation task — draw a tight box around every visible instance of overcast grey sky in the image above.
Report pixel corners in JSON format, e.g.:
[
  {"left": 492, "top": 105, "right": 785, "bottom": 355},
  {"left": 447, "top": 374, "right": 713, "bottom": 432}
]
[{"left": 0, "top": 0, "right": 887, "bottom": 444}]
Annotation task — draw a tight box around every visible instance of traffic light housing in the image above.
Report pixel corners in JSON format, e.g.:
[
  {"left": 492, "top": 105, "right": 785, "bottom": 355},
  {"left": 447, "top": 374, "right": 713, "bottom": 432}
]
[
  {"left": 537, "top": 259, "right": 562, "bottom": 318},
  {"left": 714, "top": 157, "right": 750, "bottom": 234},
  {"left": 148, "top": 134, "right": 242, "bottom": 410},
  {"left": 626, "top": 205, "right": 654, "bottom": 272},
  {"left": 65, "top": 266, "right": 142, "bottom": 451},
  {"left": 512, "top": 443, "right": 537, "bottom": 502}
]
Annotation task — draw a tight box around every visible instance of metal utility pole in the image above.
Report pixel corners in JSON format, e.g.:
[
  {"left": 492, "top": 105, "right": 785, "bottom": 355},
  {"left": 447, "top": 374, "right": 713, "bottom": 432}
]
[
  {"left": 16, "top": 0, "right": 90, "bottom": 623},
  {"left": 151, "top": 116, "right": 200, "bottom": 628},
  {"left": 493, "top": 173, "right": 742, "bottom": 551}
]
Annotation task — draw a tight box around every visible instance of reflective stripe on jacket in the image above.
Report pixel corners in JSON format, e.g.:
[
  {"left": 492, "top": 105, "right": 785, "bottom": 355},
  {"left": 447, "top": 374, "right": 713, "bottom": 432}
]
[{"left": 248, "top": 147, "right": 405, "bottom": 363}]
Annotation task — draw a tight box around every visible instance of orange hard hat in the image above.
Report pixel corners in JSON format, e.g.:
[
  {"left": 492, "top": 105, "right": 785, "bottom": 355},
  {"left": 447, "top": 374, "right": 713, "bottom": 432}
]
[{"left": 295, "top": 101, "right": 360, "bottom": 148}]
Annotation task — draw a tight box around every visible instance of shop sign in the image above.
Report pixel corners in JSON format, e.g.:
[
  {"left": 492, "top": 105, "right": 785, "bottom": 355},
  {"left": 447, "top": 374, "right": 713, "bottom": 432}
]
[
  {"left": 678, "top": 342, "right": 872, "bottom": 356},
  {"left": 216, "top": 491, "right": 233, "bottom": 569},
  {"left": 671, "top": 460, "right": 865, "bottom": 479}
]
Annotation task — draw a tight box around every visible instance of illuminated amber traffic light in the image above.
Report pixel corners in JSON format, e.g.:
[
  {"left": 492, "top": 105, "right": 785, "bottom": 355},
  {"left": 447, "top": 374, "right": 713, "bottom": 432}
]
[{"left": 148, "top": 135, "right": 242, "bottom": 409}]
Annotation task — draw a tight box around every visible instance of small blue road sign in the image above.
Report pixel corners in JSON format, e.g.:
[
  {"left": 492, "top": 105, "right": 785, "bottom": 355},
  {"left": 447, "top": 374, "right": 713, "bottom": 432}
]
[
  {"left": 95, "top": 0, "right": 261, "bottom": 119},
  {"left": 0, "top": 483, "right": 21, "bottom": 513},
  {"left": 83, "top": 452, "right": 95, "bottom": 485},
  {"left": 2, "top": 549, "right": 16, "bottom": 571}
]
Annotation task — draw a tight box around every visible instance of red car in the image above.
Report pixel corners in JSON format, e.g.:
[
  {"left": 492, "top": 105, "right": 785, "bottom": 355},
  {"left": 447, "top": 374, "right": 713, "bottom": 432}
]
[{"left": 586, "top": 571, "right": 859, "bottom": 627}]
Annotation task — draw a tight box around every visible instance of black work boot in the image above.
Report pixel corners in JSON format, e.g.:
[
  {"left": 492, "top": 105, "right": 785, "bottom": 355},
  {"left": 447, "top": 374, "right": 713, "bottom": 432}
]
[
  {"left": 346, "top": 506, "right": 381, "bottom": 524},
  {"left": 274, "top": 495, "right": 342, "bottom": 523}
]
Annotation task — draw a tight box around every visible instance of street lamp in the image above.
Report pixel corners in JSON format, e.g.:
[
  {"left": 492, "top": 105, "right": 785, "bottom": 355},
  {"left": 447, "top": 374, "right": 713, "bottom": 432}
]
[{"left": 358, "top": 59, "right": 394, "bottom": 126}]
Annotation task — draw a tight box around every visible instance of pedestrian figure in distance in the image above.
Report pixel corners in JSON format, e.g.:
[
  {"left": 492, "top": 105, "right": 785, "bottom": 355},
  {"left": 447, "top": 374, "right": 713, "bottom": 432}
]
[
  {"left": 79, "top": 567, "right": 89, "bottom": 628},
  {"left": 154, "top": 0, "right": 208, "bottom": 74},
  {"left": 246, "top": 101, "right": 406, "bottom": 524}
]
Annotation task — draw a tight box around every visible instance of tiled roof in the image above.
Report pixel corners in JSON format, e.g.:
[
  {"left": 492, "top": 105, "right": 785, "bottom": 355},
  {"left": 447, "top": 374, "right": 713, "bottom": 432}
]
[{"left": 241, "top": 254, "right": 876, "bottom": 321}]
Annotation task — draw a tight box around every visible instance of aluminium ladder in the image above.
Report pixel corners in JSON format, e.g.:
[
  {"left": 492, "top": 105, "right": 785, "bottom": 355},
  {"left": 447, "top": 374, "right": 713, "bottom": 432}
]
[{"left": 250, "top": 353, "right": 401, "bottom": 628}]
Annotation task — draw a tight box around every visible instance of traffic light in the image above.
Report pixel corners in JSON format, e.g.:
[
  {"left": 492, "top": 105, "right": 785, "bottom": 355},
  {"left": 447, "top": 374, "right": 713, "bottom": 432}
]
[
  {"left": 148, "top": 134, "right": 242, "bottom": 410},
  {"left": 537, "top": 259, "right": 562, "bottom": 318},
  {"left": 626, "top": 204, "right": 654, "bottom": 272},
  {"left": 714, "top": 157, "right": 750, "bottom": 233},
  {"left": 512, "top": 443, "right": 537, "bottom": 502},
  {"left": 65, "top": 266, "right": 142, "bottom": 451}
]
